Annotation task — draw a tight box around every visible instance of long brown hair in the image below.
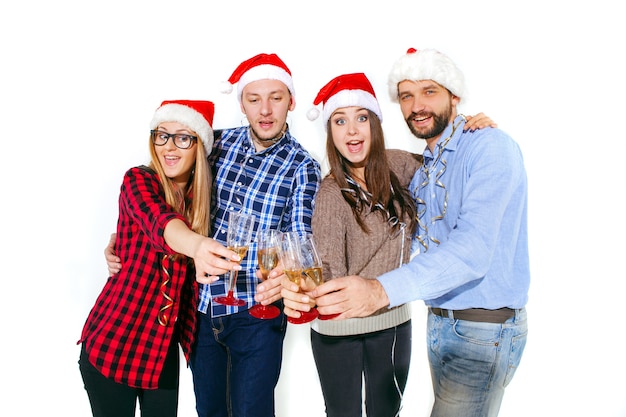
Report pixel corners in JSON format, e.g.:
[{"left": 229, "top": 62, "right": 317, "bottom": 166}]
[
  {"left": 326, "top": 110, "right": 416, "bottom": 236},
  {"left": 148, "top": 134, "right": 212, "bottom": 237}
]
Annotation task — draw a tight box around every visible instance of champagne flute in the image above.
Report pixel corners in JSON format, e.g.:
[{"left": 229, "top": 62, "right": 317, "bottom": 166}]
[
  {"left": 213, "top": 211, "right": 255, "bottom": 306},
  {"left": 299, "top": 234, "right": 339, "bottom": 320},
  {"left": 278, "top": 232, "right": 319, "bottom": 324},
  {"left": 249, "top": 229, "right": 281, "bottom": 319}
]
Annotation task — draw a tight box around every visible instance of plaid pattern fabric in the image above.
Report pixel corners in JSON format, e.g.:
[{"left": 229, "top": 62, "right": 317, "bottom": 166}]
[
  {"left": 200, "top": 126, "right": 321, "bottom": 317},
  {"left": 79, "top": 166, "right": 198, "bottom": 389}
]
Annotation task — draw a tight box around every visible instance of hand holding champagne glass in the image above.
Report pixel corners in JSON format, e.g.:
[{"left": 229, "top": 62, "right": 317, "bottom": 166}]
[
  {"left": 213, "top": 211, "right": 254, "bottom": 306},
  {"left": 299, "top": 234, "right": 339, "bottom": 320},
  {"left": 249, "top": 229, "right": 281, "bottom": 319},
  {"left": 278, "top": 232, "right": 319, "bottom": 324}
]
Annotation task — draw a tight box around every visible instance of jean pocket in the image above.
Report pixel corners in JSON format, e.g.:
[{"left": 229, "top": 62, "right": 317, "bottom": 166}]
[{"left": 503, "top": 331, "right": 528, "bottom": 386}]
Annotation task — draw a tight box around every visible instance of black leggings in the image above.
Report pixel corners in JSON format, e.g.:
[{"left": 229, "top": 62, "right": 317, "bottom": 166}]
[
  {"left": 311, "top": 320, "right": 412, "bottom": 417},
  {"left": 78, "top": 340, "right": 180, "bottom": 417}
]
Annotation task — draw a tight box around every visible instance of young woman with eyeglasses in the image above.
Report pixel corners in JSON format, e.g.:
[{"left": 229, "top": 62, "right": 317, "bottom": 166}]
[{"left": 77, "top": 100, "right": 239, "bottom": 417}]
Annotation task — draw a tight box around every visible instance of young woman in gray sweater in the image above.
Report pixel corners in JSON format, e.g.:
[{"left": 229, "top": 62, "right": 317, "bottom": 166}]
[
  {"left": 305, "top": 72, "right": 420, "bottom": 417},
  {"left": 285, "top": 73, "right": 494, "bottom": 417}
]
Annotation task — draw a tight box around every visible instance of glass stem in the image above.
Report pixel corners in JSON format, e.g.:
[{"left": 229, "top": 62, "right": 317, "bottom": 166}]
[{"left": 228, "top": 269, "right": 238, "bottom": 293}]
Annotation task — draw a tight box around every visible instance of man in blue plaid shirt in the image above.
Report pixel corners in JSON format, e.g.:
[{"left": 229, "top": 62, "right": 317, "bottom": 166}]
[{"left": 192, "top": 53, "right": 321, "bottom": 417}]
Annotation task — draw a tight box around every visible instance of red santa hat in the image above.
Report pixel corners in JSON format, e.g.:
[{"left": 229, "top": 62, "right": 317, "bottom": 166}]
[
  {"left": 306, "top": 72, "right": 382, "bottom": 125},
  {"left": 149, "top": 100, "right": 215, "bottom": 154},
  {"left": 220, "top": 53, "right": 295, "bottom": 101},
  {"left": 388, "top": 48, "right": 465, "bottom": 102}
]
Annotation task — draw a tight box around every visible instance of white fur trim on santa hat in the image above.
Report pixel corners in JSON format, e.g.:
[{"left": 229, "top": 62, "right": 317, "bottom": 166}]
[
  {"left": 150, "top": 103, "right": 214, "bottom": 154},
  {"left": 321, "top": 89, "right": 382, "bottom": 124},
  {"left": 388, "top": 48, "right": 465, "bottom": 103},
  {"left": 236, "top": 64, "right": 295, "bottom": 100}
]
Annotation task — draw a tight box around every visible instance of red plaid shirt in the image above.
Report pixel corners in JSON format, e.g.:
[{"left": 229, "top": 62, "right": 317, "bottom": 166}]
[{"left": 78, "top": 166, "right": 198, "bottom": 389}]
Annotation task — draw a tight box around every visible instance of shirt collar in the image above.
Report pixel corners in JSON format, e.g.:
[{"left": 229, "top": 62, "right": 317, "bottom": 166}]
[{"left": 424, "top": 114, "right": 466, "bottom": 160}]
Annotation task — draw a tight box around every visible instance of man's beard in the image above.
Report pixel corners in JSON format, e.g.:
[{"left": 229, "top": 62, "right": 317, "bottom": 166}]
[
  {"left": 406, "top": 102, "right": 453, "bottom": 140},
  {"left": 250, "top": 123, "right": 286, "bottom": 143}
]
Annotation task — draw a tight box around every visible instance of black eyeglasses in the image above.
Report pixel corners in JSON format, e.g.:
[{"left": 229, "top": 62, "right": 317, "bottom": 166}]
[{"left": 151, "top": 130, "right": 197, "bottom": 149}]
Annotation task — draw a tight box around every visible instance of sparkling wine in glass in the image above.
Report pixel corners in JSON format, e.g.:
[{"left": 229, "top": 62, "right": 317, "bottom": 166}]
[
  {"left": 213, "top": 211, "right": 254, "bottom": 307},
  {"left": 249, "top": 229, "right": 281, "bottom": 319},
  {"left": 278, "top": 232, "right": 319, "bottom": 324},
  {"left": 299, "top": 234, "right": 339, "bottom": 320}
]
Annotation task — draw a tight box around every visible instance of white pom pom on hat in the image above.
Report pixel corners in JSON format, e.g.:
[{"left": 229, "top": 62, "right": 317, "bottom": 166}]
[
  {"left": 149, "top": 100, "right": 215, "bottom": 154},
  {"left": 308, "top": 72, "right": 382, "bottom": 127},
  {"left": 220, "top": 53, "right": 295, "bottom": 101},
  {"left": 387, "top": 48, "right": 465, "bottom": 102},
  {"left": 306, "top": 107, "right": 320, "bottom": 121},
  {"left": 219, "top": 81, "right": 233, "bottom": 94}
]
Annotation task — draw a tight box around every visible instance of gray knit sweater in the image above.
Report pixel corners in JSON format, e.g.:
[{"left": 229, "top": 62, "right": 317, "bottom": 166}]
[{"left": 311, "top": 149, "right": 422, "bottom": 336}]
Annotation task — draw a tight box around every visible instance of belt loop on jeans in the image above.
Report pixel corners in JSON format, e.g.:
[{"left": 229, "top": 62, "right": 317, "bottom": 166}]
[{"left": 429, "top": 307, "right": 516, "bottom": 323}]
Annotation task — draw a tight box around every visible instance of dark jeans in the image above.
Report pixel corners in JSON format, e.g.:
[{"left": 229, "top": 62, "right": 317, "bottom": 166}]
[
  {"left": 78, "top": 341, "right": 180, "bottom": 417},
  {"left": 311, "top": 320, "right": 412, "bottom": 417},
  {"left": 189, "top": 306, "right": 287, "bottom": 417}
]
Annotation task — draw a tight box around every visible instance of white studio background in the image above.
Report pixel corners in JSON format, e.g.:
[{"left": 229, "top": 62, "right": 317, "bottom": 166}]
[{"left": 1, "top": 1, "right": 624, "bottom": 416}]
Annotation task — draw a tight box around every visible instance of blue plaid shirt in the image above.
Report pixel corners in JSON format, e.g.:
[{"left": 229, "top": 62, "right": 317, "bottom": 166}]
[{"left": 199, "top": 125, "right": 321, "bottom": 317}]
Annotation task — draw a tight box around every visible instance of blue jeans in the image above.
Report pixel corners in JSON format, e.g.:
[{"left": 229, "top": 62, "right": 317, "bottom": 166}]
[
  {"left": 189, "top": 306, "right": 287, "bottom": 417},
  {"left": 427, "top": 308, "right": 527, "bottom": 417}
]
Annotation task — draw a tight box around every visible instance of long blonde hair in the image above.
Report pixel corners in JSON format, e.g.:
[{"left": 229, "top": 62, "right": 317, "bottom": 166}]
[{"left": 148, "top": 134, "right": 212, "bottom": 237}]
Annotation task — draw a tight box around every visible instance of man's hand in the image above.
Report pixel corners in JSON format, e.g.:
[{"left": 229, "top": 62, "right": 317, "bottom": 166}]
[
  {"left": 464, "top": 112, "right": 497, "bottom": 131},
  {"left": 254, "top": 267, "right": 284, "bottom": 306},
  {"left": 310, "top": 276, "right": 390, "bottom": 319},
  {"left": 104, "top": 233, "right": 121, "bottom": 277}
]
